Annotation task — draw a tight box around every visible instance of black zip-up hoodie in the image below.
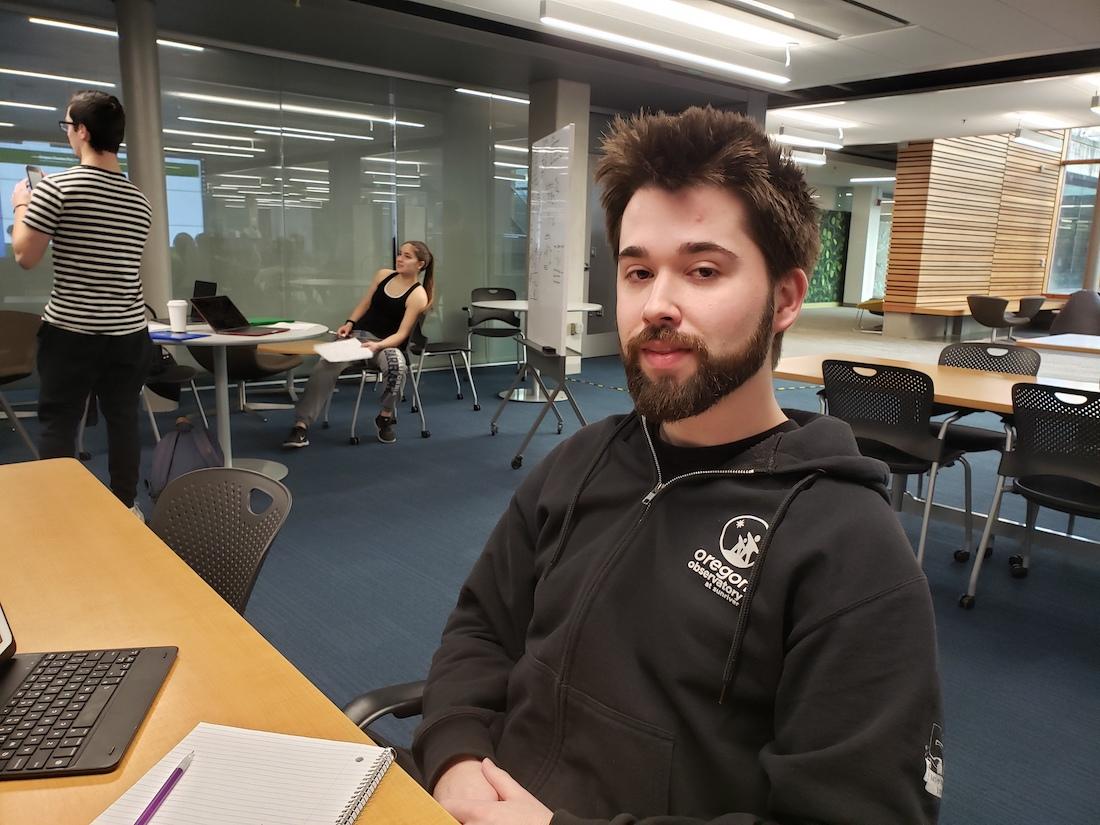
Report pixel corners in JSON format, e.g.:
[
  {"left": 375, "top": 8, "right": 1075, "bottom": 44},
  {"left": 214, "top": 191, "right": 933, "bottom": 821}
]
[{"left": 414, "top": 410, "right": 943, "bottom": 825}]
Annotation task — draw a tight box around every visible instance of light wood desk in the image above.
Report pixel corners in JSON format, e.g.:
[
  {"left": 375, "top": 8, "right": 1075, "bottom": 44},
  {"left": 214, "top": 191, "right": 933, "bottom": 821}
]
[
  {"left": 1017, "top": 334, "right": 1100, "bottom": 356},
  {"left": 0, "top": 459, "right": 453, "bottom": 825},
  {"left": 774, "top": 352, "right": 1095, "bottom": 415}
]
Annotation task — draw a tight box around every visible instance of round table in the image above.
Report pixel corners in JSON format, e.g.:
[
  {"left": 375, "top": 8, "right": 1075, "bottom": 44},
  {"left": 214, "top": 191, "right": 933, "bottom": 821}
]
[
  {"left": 470, "top": 299, "right": 603, "bottom": 402},
  {"left": 149, "top": 321, "right": 328, "bottom": 480}
]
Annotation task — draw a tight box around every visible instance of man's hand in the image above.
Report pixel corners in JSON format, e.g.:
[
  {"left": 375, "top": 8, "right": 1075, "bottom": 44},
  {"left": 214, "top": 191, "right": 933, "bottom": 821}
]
[
  {"left": 11, "top": 179, "right": 31, "bottom": 210},
  {"left": 434, "top": 756, "right": 499, "bottom": 818},
  {"left": 442, "top": 758, "right": 553, "bottom": 825}
]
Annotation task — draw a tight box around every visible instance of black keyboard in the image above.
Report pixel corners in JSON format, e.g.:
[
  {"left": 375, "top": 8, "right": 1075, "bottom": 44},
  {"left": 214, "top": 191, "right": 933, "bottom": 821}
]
[{"left": 0, "top": 646, "right": 176, "bottom": 779}]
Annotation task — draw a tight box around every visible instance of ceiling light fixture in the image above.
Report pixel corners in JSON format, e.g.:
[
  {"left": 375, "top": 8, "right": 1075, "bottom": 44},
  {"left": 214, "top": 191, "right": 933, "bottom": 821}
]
[
  {"left": 850, "top": 176, "right": 896, "bottom": 183},
  {"left": 539, "top": 16, "right": 790, "bottom": 85},
  {"left": 163, "top": 146, "right": 256, "bottom": 158},
  {"left": 288, "top": 178, "right": 328, "bottom": 185},
  {"left": 0, "top": 100, "right": 56, "bottom": 111},
  {"left": 494, "top": 143, "right": 528, "bottom": 154},
  {"left": 280, "top": 103, "right": 423, "bottom": 128},
  {"left": 455, "top": 88, "right": 529, "bottom": 105},
  {"left": 603, "top": 0, "right": 797, "bottom": 47},
  {"left": 0, "top": 122, "right": 13, "bottom": 128},
  {"left": 280, "top": 166, "right": 329, "bottom": 174},
  {"left": 29, "top": 17, "right": 202, "bottom": 50},
  {"left": 172, "top": 92, "right": 277, "bottom": 110},
  {"left": 217, "top": 174, "right": 263, "bottom": 180},
  {"left": 164, "top": 128, "right": 254, "bottom": 142},
  {"left": 255, "top": 130, "right": 334, "bottom": 142},
  {"left": 493, "top": 161, "right": 528, "bottom": 169},
  {"left": 193, "top": 141, "right": 263, "bottom": 152},
  {"left": 0, "top": 67, "right": 113, "bottom": 88},
  {"left": 1011, "top": 128, "right": 1061, "bottom": 152},
  {"left": 361, "top": 157, "right": 422, "bottom": 167},
  {"left": 785, "top": 101, "right": 845, "bottom": 110},
  {"left": 771, "top": 127, "right": 841, "bottom": 150},
  {"left": 495, "top": 176, "right": 527, "bottom": 183},
  {"left": 726, "top": 0, "right": 795, "bottom": 20},
  {"left": 180, "top": 116, "right": 273, "bottom": 130},
  {"left": 771, "top": 108, "right": 857, "bottom": 129},
  {"left": 790, "top": 150, "right": 826, "bottom": 166}
]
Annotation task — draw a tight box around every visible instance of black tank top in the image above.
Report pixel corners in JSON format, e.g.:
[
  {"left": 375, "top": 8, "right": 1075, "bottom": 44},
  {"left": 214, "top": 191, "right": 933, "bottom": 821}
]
[{"left": 355, "top": 272, "right": 423, "bottom": 342}]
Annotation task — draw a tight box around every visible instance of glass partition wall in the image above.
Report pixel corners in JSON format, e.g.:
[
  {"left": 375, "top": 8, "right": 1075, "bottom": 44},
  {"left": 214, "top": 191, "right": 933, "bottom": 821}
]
[{"left": 0, "top": 10, "right": 529, "bottom": 366}]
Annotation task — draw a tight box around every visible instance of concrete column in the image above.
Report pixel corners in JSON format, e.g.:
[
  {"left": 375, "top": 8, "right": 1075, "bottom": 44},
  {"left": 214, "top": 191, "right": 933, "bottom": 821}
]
[
  {"left": 528, "top": 78, "right": 590, "bottom": 371},
  {"left": 115, "top": 0, "right": 172, "bottom": 312},
  {"left": 1084, "top": 173, "right": 1100, "bottom": 291},
  {"left": 744, "top": 91, "right": 768, "bottom": 125},
  {"left": 842, "top": 186, "right": 882, "bottom": 305}
]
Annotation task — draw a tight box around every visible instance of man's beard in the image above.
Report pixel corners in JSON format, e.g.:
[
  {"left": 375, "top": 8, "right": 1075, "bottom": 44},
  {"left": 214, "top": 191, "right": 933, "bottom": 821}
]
[{"left": 622, "top": 299, "right": 773, "bottom": 423}]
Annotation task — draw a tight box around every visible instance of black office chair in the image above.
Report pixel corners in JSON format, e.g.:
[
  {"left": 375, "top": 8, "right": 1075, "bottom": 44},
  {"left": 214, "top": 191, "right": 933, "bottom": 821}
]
[
  {"left": 960, "top": 383, "right": 1100, "bottom": 609},
  {"left": 321, "top": 351, "right": 429, "bottom": 442},
  {"left": 1049, "top": 289, "right": 1100, "bottom": 335},
  {"left": 967, "top": 295, "right": 1042, "bottom": 342},
  {"left": 0, "top": 311, "right": 41, "bottom": 459},
  {"left": 148, "top": 467, "right": 291, "bottom": 614},
  {"left": 822, "top": 360, "right": 970, "bottom": 567},
  {"left": 464, "top": 287, "right": 523, "bottom": 367},
  {"left": 343, "top": 680, "right": 426, "bottom": 732},
  {"left": 408, "top": 317, "right": 480, "bottom": 412},
  {"left": 188, "top": 345, "right": 303, "bottom": 418}
]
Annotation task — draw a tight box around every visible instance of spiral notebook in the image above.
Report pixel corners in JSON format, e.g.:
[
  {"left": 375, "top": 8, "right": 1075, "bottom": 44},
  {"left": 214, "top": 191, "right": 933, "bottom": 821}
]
[{"left": 92, "top": 723, "right": 394, "bottom": 825}]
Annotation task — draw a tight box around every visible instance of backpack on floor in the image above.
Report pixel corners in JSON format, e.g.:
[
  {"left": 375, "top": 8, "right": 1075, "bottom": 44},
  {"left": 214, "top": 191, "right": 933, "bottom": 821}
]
[{"left": 147, "top": 417, "right": 224, "bottom": 501}]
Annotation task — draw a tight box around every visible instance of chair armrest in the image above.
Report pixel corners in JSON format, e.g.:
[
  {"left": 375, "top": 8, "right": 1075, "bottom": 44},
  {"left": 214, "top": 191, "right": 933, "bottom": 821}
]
[{"left": 342, "top": 680, "right": 426, "bottom": 731}]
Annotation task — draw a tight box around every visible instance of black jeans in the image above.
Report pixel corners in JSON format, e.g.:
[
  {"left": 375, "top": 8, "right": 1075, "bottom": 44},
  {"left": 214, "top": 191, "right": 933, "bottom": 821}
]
[{"left": 36, "top": 323, "right": 153, "bottom": 507}]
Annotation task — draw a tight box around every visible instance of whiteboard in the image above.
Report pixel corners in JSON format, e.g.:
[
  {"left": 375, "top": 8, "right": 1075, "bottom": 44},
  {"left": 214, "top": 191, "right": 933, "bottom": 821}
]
[{"left": 526, "top": 123, "right": 574, "bottom": 355}]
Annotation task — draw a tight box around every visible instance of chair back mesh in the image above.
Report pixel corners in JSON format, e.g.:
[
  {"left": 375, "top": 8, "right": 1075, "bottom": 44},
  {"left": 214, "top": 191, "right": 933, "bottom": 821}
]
[
  {"left": 967, "top": 295, "right": 1011, "bottom": 328},
  {"left": 469, "top": 287, "right": 521, "bottom": 331},
  {"left": 148, "top": 468, "right": 291, "bottom": 614},
  {"left": 0, "top": 311, "right": 42, "bottom": 383},
  {"left": 1007, "top": 383, "right": 1100, "bottom": 486},
  {"left": 938, "top": 343, "right": 1040, "bottom": 376}
]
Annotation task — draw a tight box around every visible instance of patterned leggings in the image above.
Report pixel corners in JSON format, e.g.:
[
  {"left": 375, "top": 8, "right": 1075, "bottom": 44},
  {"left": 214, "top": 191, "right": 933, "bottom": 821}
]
[{"left": 293, "top": 331, "right": 407, "bottom": 427}]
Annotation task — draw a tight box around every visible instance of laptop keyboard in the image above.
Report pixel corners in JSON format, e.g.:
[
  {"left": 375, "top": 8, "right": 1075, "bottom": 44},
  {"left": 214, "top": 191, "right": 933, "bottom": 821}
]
[{"left": 0, "top": 648, "right": 139, "bottom": 775}]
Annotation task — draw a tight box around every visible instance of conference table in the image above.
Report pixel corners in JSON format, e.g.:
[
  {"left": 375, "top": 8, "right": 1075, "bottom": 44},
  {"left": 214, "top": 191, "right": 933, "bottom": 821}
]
[
  {"left": 0, "top": 458, "right": 454, "bottom": 825},
  {"left": 774, "top": 352, "right": 1096, "bottom": 414},
  {"left": 470, "top": 299, "right": 602, "bottom": 402},
  {"left": 1017, "top": 333, "right": 1100, "bottom": 356},
  {"left": 149, "top": 320, "right": 328, "bottom": 481}
]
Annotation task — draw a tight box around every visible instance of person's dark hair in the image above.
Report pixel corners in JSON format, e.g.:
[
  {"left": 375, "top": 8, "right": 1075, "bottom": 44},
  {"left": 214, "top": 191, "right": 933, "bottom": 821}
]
[
  {"left": 595, "top": 105, "right": 820, "bottom": 364},
  {"left": 67, "top": 90, "right": 126, "bottom": 153},
  {"left": 405, "top": 240, "right": 435, "bottom": 309}
]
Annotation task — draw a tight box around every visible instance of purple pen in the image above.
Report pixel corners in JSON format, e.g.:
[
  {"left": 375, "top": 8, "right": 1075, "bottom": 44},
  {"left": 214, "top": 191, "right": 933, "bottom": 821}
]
[{"left": 133, "top": 751, "right": 194, "bottom": 825}]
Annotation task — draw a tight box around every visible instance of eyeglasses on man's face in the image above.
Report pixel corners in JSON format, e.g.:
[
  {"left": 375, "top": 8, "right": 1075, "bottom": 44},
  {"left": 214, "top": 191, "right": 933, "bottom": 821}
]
[{"left": 58, "top": 120, "right": 75, "bottom": 133}]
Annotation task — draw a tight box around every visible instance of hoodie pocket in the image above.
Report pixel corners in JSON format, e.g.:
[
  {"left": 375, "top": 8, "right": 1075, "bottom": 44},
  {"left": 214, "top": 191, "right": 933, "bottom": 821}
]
[{"left": 535, "top": 683, "right": 675, "bottom": 817}]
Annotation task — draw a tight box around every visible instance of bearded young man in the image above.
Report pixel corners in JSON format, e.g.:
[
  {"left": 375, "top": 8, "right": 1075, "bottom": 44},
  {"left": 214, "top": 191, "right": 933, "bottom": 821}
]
[{"left": 412, "top": 107, "right": 943, "bottom": 825}]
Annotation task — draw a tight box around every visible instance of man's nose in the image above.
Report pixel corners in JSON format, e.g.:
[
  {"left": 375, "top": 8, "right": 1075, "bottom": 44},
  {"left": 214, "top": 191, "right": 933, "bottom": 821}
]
[{"left": 641, "top": 273, "right": 681, "bottom": 328}]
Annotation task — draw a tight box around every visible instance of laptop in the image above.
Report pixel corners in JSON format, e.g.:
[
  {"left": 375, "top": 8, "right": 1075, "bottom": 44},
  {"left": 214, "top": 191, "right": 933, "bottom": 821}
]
[
  {"left": 190, "top": 295, "right": 288, "bottom": 336},
  {"left": 189, "top": 279, "right": 218, "bottom": 322},
  {"left": 0, "top": 600, "right": 176, "bottom": 779}
]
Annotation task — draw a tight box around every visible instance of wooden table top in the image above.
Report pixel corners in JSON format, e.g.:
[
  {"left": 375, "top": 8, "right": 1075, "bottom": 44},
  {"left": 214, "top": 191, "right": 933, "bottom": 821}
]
[
  {"left": 882, "top": 297, "right": 1066, "bottom": 316},
  {"left": 774, "top": 352, "right": 1096, "bottom": 415},
  {"left": 0, "top": 459, "right": 453, "bottom": 825},
  {"left": 1016, "top": 334, "right": 1100, "bottom": 355}
]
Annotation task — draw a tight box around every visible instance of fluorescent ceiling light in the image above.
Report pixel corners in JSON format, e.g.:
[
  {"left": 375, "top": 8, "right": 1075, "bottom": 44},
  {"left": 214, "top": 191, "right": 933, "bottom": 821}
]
[
  {"left": 726, "top": 0, "right": 795, "bottom": 20},
  {"left": 217, "top": 174, "right": 262, "bottom": 180},
  {"left": 194, "top": 141, "right": 263, "bottom": 152},
  {"left": 495, "top": 176, "right": 527, "bottom": 182},
  {"left": 164, "top": 128, "right": 255, "bottom": 142},
  {"left": 790, "top": 150, "right": 826, "bottom": 166},
  {"left": 785, "top": 102, "right": 845, "bottom": 110},
  {"left": 361, "top": 157, "right": 422, "bottom": 167},
  {"left": 305, "top": 187, "right": 330, "bottom": 192},
  {"left": 603, "top": 0, "right": 797, "bottom": 47},
  {"left": 266, "top": 126, "right": 373, "bottom": 141},
  {"left": 771, "top": 132, "right": 841, "bottom": 150},
  {"left": 455, "top": 88, "right": 529, "bottom": 105},
  {"left": 164, "top": 145, "right": 255, "bottom": 157},
  {"left": 180, "top": 116, "right": 273, "bottom": 130},
  {"left": 281, "top": 166, "right": 329, "bottom": 174},
  {"left": 1011, "top": 128, "right": 1061, "bottom": 152},
  {"left": 540, "top": 17, "right": 790, "bottom": 85},
  {"left": 280, "top": 103, "right": 423, "bottom": 128},
  {"left": 494, "top": 143, "right": 528, "bottom": 154},
  {"left": 880, "top": 198, "right": 895, "bottom": 204},
  {"left": 172, "top": 92, "right": 277, "bottom": 110},
  {"left": 771, "top": 108, "right": 857, "bottom": 129},
  {"left": 255, "top": 130, "right": 334, "bottom": 142},
  {"left": 850, "top": 176, "right": 895, "bottom": 183},
  {"left": 0, "top": 67, "right": 113, "bottom": 88},
  {"left": 372, "top": 199, "right": 397, "bottom": 204},
  {"left": 0, "top": 122, "right": 13, "bottom": 128},
  {"left": 494, "top": 161, "right": 528, "bottom": 169},
  {"left": 303, "top": 197, "right": 328, "bottom": 202},
  {"left": 288, "top": 178, "right": 328, "bottom": 184},
  {"left": 0, "top": 100, "right": 56, "bottom": 111},
  {"left": 30, "top": 17, "right": 203, "bottom": 50},
  {"left": 369, "top": 190, "right": 397, "bottom": 195},
  {"left": 395, "top": 183, "right": 419, "bottom": 188}
]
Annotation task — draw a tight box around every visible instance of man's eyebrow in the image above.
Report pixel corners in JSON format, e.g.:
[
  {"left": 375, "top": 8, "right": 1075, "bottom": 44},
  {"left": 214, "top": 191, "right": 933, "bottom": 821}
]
[
  {"left": 616, "top": 242, "right": 738, "bottom": 260},
  {"left": 617, "top": 245, "right": 646, "bottom": 260}
]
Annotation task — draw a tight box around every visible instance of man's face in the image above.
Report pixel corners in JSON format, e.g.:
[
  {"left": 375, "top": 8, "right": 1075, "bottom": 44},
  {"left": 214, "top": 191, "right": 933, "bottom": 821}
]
[
  {"left": 615, "top": 185, "right": 777, "bottom": 422},
  {"left": 63, "top": 108, "right": 79, "bottom": 156}
]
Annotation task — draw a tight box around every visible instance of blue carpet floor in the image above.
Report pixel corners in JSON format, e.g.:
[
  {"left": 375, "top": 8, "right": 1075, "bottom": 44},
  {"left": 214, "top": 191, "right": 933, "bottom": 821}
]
[{"left": 2, "top": 356, "right": 1098, "bottom": 824}]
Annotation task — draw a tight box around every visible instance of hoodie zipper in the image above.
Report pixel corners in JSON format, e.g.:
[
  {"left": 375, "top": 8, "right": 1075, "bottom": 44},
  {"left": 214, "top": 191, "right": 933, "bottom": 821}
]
[{"left": 639, "top": 416, "right": 756, "bottom": 506}]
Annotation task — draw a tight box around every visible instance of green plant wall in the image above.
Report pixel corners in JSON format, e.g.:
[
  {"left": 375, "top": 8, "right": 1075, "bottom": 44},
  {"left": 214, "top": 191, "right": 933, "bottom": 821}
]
[{"left": 807, "top": 210, "right": 851, "bottom": 303}]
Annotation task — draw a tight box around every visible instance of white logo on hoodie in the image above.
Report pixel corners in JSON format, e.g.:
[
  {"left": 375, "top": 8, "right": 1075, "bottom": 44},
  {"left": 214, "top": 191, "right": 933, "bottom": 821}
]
[{"left": 720, "top": 516, "right": 769, "bottom": 569}]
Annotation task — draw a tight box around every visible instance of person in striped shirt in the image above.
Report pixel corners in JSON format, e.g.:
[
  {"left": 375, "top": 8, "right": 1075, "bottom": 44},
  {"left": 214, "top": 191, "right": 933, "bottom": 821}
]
[{"left": 11, "top": 90, "right": 153, "bottom": 517}]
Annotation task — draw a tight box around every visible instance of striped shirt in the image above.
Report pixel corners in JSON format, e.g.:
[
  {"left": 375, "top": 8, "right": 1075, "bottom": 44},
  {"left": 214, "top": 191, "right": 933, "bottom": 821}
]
[{"left": 22, "top": 165, "right": 152, "bottom": 335}]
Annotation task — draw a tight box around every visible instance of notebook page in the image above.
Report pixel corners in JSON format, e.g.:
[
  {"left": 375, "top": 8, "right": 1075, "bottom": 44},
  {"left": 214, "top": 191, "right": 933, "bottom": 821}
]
[
  {"left": 314, "top": 338, "right": 371, "bottom": 363},
  {"left": 92, "top": 723, "right": 391, "bottom": 825}
]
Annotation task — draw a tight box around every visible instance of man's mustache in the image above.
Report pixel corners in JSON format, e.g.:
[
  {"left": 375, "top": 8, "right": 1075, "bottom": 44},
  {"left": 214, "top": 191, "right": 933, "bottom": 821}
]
[{"left": 626, "top": 326, "right": 706, "bottom": 353}]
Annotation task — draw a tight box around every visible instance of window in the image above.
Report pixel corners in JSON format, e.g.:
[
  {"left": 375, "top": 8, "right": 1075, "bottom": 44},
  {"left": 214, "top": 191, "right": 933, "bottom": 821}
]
[{"left": 1049, "top": 127, "right": 1099, "bottom": 293}]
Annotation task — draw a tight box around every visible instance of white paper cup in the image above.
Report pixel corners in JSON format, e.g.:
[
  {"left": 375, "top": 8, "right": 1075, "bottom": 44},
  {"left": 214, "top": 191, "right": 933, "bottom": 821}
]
[{"left": 167, "top": 300, "right": 189, "bottom": 333}]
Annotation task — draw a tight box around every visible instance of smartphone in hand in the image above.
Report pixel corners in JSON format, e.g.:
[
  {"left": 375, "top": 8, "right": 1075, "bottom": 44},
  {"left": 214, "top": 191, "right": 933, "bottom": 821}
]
[{"left": 26, "top": 165, "right": 44, "bottom": 189}]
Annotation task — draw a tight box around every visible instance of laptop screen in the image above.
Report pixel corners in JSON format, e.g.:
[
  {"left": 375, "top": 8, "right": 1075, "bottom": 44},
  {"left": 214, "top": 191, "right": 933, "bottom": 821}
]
[
  {"left": 189, "top": 281, "right": 217, "bottom": 321},
  {"left": 190, "top": 295, "right": 250, "bottom": 331},
  {"left": 0, "top": 601, "right": 15, "bottom": 663}
]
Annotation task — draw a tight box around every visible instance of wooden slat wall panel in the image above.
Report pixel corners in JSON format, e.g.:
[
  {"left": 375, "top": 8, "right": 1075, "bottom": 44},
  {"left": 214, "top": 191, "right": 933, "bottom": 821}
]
[{"left": 884, "top": 131, "right": 1062, "bottom": 311}]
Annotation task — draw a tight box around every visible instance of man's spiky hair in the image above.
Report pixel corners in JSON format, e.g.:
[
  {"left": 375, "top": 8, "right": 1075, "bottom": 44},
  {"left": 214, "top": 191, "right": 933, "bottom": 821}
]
[{"left": 595, "top": 106, "right": 820, "bottom": 282}]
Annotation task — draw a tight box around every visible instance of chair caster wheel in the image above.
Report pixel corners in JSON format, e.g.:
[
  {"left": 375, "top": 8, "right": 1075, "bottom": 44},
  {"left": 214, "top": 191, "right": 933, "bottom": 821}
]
[
  {"left": 349, "top": 436, "right": 360, "bottom": 445},
  {"left": 473, "top": 403, "right": 481, "bottom": 411},
  {"left": 322, "top": 421, "right": 330, "bottom": 429},
  {"left": 1009, "top": 555, "right": 1028, "bottom": 578},
  {"left": 953, "top": 549, "right": 970, "bottom": 563},
  {"left": 78, "top": 451, "right": 92, "bottom": 461},
  {"left": 490, "top": 423, "right": 498, "bottom": 436},
  {"left": 421, "top": 430, "right": 430, "bottom": 438},
  {"left": 959, "top": 595, "right": 975, "bottom": 610},
  {"left": 457, "top": 393, "right": 463, "bottom": 400},
  {"left": 511, "top": 456, "right": 523, "bottom": 469},
  {"left": 556, "top": 423, "right": 563, "bottom": 434},
  {"left": 411, "top": 405, "right": 419, "bottom": 413}
]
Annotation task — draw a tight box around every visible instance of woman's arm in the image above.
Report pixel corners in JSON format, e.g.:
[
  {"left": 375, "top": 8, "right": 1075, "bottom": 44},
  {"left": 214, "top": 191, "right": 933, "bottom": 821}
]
[
  {"left": 362, "top": 286, "right": 428, "bottom": 352},
  {"left": 336, "top": 268, "right": 391, "bottom": 338}
]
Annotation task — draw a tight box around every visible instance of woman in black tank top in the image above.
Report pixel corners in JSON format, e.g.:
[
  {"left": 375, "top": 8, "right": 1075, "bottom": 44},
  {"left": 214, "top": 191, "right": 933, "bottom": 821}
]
[{"left": 283, "top": 241, "right": 435, "bottom": 447}]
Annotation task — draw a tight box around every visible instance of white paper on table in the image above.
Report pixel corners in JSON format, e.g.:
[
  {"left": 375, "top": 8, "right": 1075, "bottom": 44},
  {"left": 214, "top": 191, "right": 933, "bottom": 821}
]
[{"left": 314, "top": 338, "right": 372, "bottom": 363}]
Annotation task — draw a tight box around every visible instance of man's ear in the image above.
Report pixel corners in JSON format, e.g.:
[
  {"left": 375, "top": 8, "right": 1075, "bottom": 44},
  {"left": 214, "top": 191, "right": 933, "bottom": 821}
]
[{"left": 772, "top": 268, "right": 808, "bottom": 335}]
